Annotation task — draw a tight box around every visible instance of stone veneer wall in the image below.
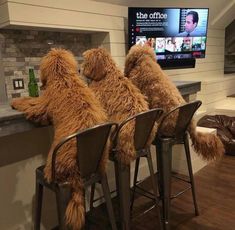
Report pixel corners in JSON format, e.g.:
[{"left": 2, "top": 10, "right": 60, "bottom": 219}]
[{"left": 0, "top": 29, "right": 92, "bottom": 99}]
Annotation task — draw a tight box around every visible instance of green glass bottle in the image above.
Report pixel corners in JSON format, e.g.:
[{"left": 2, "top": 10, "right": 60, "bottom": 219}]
[{"left": 28, "top": 68, "right": 39, "bottom": 97}]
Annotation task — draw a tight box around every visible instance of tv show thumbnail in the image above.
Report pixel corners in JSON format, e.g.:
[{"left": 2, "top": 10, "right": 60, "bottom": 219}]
[
  {"left": 192, "top": 37, "right": 206, "bottom": 51},
  {"left": 136, "top": 36, "right": 147, "bottom": 46},
  {"left": 155, "top": 38, "right": 166, "bottom": 52}
]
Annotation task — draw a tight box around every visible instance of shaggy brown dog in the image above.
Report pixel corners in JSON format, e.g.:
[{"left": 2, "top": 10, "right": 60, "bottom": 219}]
[
  {"left": 11, "top": 48, "right": 107, "bottom": 230},
  {"left": 82, "top": 48, "right": 154, "bottom": 164},
  {"left": 124, "top": 45, "right": 224, "bottom": 161}
]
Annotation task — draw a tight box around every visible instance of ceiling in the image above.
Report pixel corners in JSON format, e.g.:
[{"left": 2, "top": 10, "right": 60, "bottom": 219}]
[{"left": 92, "top": 0, "right": 235, "bottom": 28}]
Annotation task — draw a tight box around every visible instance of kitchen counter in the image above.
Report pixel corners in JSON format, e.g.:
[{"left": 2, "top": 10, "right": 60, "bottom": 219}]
[
  {"left": 0, "top": 81, "right": 201, "bottom": 137},
  {"left": 0, "top": 103, "right": 39, "bottom": 137},
  {"left": 174, "top": 81, "right": 201, "bottom": 96}
]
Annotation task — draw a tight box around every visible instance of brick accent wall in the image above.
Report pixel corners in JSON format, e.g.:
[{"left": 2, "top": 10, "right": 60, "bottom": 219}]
[{"left": 0, "top": 29, "right": 91, "bottom": 99}]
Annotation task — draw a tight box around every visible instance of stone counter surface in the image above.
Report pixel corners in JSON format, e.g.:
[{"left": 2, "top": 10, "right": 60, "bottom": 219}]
[
  {"left": 174, "top": 80, "right": 201, "bottom": 96},
  {"left": 0, "top": 81, "right": 201, "bottom": 137},
  {"left": 0, "top": 103, "right": 37, "bottom": 137},
  {"left": 0, "top": 103, "right": 24, "bottom": 122}
]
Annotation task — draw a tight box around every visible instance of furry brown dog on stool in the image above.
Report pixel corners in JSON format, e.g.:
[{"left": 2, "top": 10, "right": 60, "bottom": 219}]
[
  {"left": 11, "top": 48, "right": 107, "bottom": 229},
  {"left": 124, "top": 45, "right": 224, "bottom": 161},
  {"left": 82, "top": 47, "right": 154, "bottom": 164}
]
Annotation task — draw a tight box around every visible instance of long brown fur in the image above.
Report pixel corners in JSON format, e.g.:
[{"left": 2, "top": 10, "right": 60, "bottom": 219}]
[
  {"left": 82, "top": 48, "right": 154, "bottom": 164},
  {"left": 124, "top": 45, "right": 224, "bottom": 161},
  {"left": 11, "top": 48, "right": 108, "bottom": 230}
]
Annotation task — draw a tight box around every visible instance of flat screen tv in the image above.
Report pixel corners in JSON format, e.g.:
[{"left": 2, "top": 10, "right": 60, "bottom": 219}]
[{"left": 128, "top": 7, "right": 209, "bottom": 69}]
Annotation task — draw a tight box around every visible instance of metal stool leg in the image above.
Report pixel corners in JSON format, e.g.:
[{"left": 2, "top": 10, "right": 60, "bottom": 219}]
[
  {"left": 184, "top": 135, "right": 199, "bottom": 216},
  {"left": 101, "top": 174, "right": 118, "bottom": 230},
  {"left": 115, "top": 160, "right": 131, "bottom": 230},
  {"left": 55, "top": 184, "right": 72, "bottom": 230},
  {"left": 34, "top": 179, "right": 44, "bottom": 230},
  {"left": 156, "top": 149, "right": 162, "bottom": 200},
  {"left": 114, "top": 162, "right": 120, "bottom": 199},
  {"left": 130, "top": 157, "right": 140, "bottom": 213},
  {"left": 90, "top": 184, "right": 95, "bottom": 211},
  {"left": 146, "top": 149, "right": 159, "bottom": 200},
  {"left": 156, "top": 138, "right": 173, "bottom": 230},
  {"left": 146, "top": 149, "right": 163, "bottom": 230}
]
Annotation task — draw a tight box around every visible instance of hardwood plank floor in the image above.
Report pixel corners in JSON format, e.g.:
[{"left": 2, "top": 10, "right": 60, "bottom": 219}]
[{"left": 88, "top": 155, "right": 235, "bottom": 230}]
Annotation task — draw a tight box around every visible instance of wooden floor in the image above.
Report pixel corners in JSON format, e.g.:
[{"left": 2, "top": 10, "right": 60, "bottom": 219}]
[{"left": 88, "top": 155, "right": 235, "bottom": 230}]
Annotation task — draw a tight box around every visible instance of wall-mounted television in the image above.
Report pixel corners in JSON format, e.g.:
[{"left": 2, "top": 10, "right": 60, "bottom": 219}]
[{"left": 128, "top": 7, "right": 209, "bottom": 69}]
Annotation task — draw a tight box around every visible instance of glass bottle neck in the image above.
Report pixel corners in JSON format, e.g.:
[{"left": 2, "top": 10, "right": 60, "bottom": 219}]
[{"left": 29, "top": 69, "right": 36, "bottom": 82}]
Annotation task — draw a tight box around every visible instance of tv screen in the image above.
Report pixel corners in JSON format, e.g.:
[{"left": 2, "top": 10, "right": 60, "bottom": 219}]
[{"left": 128, "top": 7, "right": 209, "bottom": 68}]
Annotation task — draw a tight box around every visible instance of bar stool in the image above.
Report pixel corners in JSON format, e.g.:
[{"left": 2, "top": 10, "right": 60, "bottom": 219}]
[
  {"left": 154, "top": 100, "right": 202, "bottom": 230},
  {"left": 34, "top": 122, "right": 118, "bottom": 230},
  {"left": 111, "top": 108, "right": 164, "bottom": 229}
]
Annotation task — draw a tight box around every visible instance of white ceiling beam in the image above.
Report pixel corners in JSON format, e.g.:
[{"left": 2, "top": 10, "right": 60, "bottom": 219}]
[{"left": 211, "top": 0, "right": 235, "bottom": 28}]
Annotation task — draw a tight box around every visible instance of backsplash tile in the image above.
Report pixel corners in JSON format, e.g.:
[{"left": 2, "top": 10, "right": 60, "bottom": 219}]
[{"left": 0, "top": 29, "right": 91, "bottom": 99}]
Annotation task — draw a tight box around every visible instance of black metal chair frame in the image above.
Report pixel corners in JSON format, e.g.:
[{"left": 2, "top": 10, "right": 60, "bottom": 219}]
[
  {"left": 154, "top": 100, "right": 202, "bottom": 230},
  {"left": 110, "top": 108, "right": 164, "bottom": 229},
  {"left": 34, "top": 122, "right": 118, "bottom": 230}
]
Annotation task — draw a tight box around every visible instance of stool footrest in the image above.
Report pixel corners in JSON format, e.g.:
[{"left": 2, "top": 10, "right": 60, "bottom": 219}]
[
  {"left": 132, "top": 185, "right": 160, "bottom": 203},
  {"left": 131, "top": 203, "right": 158, "bottom": 220},
  {"left": 172, "top": 174, "right": 191, "bottom": 183},
  {"left": 171, "top": 186, "right": 192, "bottom": 199},
  {"left": 91, "top": 189, "right": 117, "bottom": 204}
]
